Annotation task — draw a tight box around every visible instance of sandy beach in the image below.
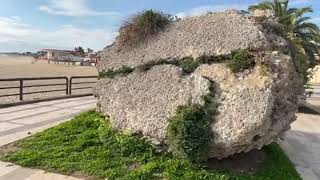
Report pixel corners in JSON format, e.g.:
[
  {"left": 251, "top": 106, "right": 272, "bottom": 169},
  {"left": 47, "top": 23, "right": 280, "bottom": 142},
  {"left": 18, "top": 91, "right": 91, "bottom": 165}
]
[
  {"left": 0, "top": 55, "right": 97, "bottom": 78},
  {"left": 0, "top": 55, "right": 98, "bottom": 104}
]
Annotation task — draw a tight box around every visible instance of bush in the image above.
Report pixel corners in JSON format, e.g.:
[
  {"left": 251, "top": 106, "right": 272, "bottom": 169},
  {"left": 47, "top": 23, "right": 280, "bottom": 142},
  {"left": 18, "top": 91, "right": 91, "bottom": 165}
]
[
  {"left": 167, "top": 104, "right": 211, "bottom": 162},
  {"left": 227, "top": 50, "right": 255, "bottom": 73},
  {"left": 166, "top": 90, "right": 218, "bottom": 162},
  {"left": 136, "top": 10, "right": 171, "bottom": 34},
  {"left": 117, "top": 10, "right": 172, "bottom": 47}
]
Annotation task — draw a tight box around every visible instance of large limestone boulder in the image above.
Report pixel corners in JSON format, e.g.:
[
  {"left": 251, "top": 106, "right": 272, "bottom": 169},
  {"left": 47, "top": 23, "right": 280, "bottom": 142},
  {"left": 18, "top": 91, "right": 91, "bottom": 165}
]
[{"left": 95, "top": 10, "right": 303, "bottom": 158}]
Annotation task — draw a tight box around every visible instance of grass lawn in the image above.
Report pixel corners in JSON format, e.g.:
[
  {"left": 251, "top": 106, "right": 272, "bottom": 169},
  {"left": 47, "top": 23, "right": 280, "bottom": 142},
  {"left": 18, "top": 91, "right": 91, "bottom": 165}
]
[{"left": 0, "top": 110, "right": 301, "bottom": 180}]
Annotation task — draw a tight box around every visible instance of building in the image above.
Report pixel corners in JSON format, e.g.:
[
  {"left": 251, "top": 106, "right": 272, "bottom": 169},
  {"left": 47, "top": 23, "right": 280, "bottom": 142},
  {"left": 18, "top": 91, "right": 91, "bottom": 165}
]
[
  {"left": 41, "top": 49, "right": 83, "bottom": 65},
  {"left": 42, "top": 49, "right": 77, "bottom": 60}
]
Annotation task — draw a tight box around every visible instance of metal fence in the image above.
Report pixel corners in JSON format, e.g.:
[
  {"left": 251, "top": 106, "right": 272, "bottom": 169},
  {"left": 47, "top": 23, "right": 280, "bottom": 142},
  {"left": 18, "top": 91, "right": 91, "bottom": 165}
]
[
  {"left": 69, "top": 76, "right": 97, "bottom": 95},
  {"left": 0, "top": 76, "right": 97, "bottom": 107}
]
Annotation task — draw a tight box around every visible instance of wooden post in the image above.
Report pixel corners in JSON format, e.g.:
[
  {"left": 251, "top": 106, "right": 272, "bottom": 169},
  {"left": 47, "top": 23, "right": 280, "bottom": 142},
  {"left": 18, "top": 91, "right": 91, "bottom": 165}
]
[{"left": 19, "top": 80, "right": 23, "bottom": 101}]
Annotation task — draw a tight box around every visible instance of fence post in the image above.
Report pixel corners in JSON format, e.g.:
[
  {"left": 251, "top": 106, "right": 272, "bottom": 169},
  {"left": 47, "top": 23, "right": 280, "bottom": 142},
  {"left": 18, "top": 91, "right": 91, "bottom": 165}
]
[
  {"left": 69, "top": 77, "right": 72, "bottom": 95},
  {"left": 19, "top": 80, "right": 23, "bottom": 101},
  {"left": 65, "top": 77, "right": 69, "bottom": 95}
]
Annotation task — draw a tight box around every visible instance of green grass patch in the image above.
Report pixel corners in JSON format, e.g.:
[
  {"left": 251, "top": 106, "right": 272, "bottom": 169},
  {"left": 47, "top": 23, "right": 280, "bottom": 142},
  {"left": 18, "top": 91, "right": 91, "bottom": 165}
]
[{"left": 0, "top": 111, "right": 301, "bottom": 180}]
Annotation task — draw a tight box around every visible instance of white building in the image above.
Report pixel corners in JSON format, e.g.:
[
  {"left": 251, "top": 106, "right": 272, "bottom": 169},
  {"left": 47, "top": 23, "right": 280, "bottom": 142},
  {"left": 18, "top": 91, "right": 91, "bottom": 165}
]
[{"left": 42, "top": 49, "right": 77, "bottom": 60}]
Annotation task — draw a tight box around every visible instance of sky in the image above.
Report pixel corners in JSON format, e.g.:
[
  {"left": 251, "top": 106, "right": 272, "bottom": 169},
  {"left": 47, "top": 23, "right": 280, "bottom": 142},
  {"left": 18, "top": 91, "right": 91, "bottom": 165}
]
[{"left": 0, "top": 0, "right": 319, "bottom": 52}]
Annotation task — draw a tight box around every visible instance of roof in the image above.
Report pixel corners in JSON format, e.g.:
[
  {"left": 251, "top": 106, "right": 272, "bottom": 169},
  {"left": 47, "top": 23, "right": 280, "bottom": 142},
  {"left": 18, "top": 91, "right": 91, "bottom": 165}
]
[{"left": 42, "top": 49, "right": 75, "bottom": 53}]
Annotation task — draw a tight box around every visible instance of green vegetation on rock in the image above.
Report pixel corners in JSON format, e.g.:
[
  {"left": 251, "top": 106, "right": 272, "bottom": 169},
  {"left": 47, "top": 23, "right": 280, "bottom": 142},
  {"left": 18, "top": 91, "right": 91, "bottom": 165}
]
[
  {"left": 136, "top": 10, "right": 172, "bottom": 34},
  {"left": 117, "top": 10, "right": 172, "bottom": 47},
  {"left": 137, "top": 57, "right": 204, "bottom": 75},
  {"left": 227, "top": 50, "right": 255, "bottom": 73},
  {"left": 98, "top": 66, "right": 134, "bottom": 79},
  {"left": 167, "top": 86, "right": 218, "bottom": 162},
  {"left": 167, "top": 104, "right": 212, "bottom": 161},
  {"left": 99, "top": 50, "right": 256, "bottom": 78},
  {"left": 0, "top": 111, "right": 301, "bottom": 180}
]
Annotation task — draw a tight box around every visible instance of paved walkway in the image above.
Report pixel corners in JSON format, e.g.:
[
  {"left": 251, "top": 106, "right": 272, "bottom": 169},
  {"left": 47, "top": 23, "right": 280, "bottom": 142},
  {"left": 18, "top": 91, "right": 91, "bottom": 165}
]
[
  {"left": 0, "top": 96, "right": 96, "bottom": 180},
  {"left": 0, "top": 161, "right": 81, "bottom": 180},
  {"left": 279, "top": 98, "right": 320, "bottom": 180}
]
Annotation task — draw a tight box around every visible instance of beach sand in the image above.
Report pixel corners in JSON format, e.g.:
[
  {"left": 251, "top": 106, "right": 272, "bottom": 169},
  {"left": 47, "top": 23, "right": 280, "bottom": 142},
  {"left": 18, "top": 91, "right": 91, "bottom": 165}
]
[
  {"left": 0, "top": 55, "right": 97, "bottom": 78},
  {"left": 0, "top": 55, "right": 98, "bottom": 104}
]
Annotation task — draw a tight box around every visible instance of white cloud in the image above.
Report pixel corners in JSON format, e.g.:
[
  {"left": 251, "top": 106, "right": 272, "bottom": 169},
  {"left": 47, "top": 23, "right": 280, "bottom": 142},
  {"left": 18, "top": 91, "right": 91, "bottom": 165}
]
[
  {"left": 38, "top": 0, "right": 121, "bottom": 17},
  {"left": 0, "top": 17, "right": 36, "bottom": 42},
  {"left": 176, "top": 4, "right": 249, "bottom": 18},
  {"left": 0, "top": 16, "right": 118, "bottom": 52},
  {"left": 313, "top": 17, "right": 320, "bottom": 23},
  {"left": 290, "top": 0, "right": 312, "bottom": 5}
]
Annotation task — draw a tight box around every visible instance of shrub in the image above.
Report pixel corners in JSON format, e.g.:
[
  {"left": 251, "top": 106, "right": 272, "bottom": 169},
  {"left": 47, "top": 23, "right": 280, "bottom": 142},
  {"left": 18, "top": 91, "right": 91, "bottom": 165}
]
[
  {"left": 117, "top": 10, "right": 172, "bottom": 47},
  {"left": 166, "top": 90, "right": 218, "bottom": 162},
  {"left": 167, "top": 104, "right": 211, "bottom": 162},
  {"left": 227, "top": 50, "right": 255, "bottom": 73},
  {"left": 136, "top": 10, "right": 171, "bottom": 34}
]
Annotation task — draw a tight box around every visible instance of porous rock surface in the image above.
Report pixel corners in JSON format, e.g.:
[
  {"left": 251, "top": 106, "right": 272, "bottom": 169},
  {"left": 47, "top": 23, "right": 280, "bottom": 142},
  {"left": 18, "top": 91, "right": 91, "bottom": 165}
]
[
  {"left": 97, "top": 10, "right": 268, "bottom": 71},
  {"left": 96, "top": 65, "right": 211, "bottom": 141},
  {"left": 95, "top": 10, "right": 303, "bottom": 158}
]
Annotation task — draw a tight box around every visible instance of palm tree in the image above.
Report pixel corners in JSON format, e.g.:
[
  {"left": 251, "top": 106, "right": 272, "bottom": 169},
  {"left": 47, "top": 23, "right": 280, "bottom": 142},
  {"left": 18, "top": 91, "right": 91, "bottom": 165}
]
[
  {"left": 249, "top": 0, "right": 320, "bottom": 81},
  {"left": 249, "top": 0, "right": 291, "bottom": 24}
]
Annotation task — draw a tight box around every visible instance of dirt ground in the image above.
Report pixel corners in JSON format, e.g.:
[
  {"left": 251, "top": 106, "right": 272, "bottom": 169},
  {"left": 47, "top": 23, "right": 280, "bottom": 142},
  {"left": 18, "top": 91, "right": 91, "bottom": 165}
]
[
  {"left": 0, "top": 55, "right": 97, "bottom": 78},
  {"left": 207, "top": 149, "right": 268, "bottom": 173}
]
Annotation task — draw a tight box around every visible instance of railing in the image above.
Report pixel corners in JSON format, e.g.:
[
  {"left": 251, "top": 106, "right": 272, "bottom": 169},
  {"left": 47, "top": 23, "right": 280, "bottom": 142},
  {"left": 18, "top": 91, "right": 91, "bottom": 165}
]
[
  {"left": 0, "top": 77, "right": 69, "bottom": 101},
  {"left": 0, "top": 76, "right": 97, "bottom": 107},
  {"left": 69, "top": 76, "right": 97, "bottom": 95}
]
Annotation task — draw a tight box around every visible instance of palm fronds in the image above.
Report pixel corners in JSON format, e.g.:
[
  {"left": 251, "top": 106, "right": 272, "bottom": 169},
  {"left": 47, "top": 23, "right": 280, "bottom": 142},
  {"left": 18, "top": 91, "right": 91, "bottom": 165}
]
[{"left": 248, "top": 0, "right": 320, "bottom": 82}]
